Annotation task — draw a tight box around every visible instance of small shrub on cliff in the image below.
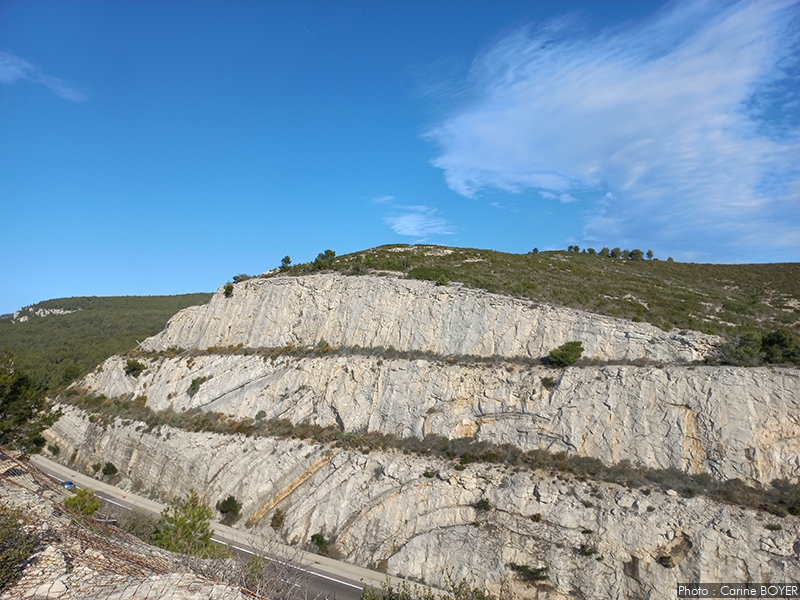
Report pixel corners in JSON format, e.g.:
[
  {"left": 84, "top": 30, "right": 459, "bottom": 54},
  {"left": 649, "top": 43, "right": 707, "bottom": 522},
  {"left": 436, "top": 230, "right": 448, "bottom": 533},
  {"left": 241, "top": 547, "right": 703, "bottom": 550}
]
[
  {"left": 102, "top": 462, "right": 118, "bottom": 476},
  {"left": 64, "top": 488, "right": 100, "bottom": 516},
  {"left": 717, "top": 332, "right": 763, "bottom": 366},
  {"left": 473, "top": 498, "right": 493, "bottom": 511},
  {"left": 270, "top": 508, "right": 285, "bottom": 531},
  {"left": 216, "top": 495, "right": 242, "bottom": 525},
  {"left": 310, "top": 532, "right": 330, "bottom": 556},
  {"left": 657, "top": 555, "right": 675, "bottom": 568},
  {"left": 124, "top": 359, "right": 146, "bottom": 377},
  {"left": 407, "top": 266, "right": 453, "bottom": 285},
  {"left": 188, "top": 376, "right": 209, "bottom": 397},
  {"left": 223, "top": 283, "right": 234, "bottom": 298},
  {"left": 508, "top": 562, "right": 549, "bottom": 582},
  {"left": 548, "top": 341, "right": 584, "bottom": 367},
  {"left": 761, "top": 328, "right": 799, "bottom": 364}
]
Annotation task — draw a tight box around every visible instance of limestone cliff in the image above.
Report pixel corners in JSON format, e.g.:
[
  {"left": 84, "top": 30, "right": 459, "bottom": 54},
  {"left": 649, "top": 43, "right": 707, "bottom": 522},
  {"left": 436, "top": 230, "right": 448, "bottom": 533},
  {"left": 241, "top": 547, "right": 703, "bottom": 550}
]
[
  {"left": 43, "top": 272, "right": 800, "bottom": 598},
  {"left": 141, "top": 275, "right": 718, "bottom": 363},
  {"left": 46, "top": 408, "right": 800, "bottom": 600},
  {"left": 82, "top": 354, "right": 800, "bottom": 485}
]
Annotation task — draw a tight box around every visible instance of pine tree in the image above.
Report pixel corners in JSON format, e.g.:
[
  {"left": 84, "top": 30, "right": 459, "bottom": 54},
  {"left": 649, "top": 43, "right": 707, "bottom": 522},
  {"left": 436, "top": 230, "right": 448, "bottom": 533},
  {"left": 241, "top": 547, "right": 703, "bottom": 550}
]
[
  {"left": 0, "top": 352, "right": 61, "bottom": 454},
  {"left": 154, "top": 489, "right": 215, "bottom": 556}
]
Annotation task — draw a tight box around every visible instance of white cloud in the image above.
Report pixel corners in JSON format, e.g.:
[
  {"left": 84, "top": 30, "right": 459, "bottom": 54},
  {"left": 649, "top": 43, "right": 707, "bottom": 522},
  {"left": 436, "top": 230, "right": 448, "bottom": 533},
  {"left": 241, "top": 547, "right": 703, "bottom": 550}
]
[
  {"left": 425, "top": 0, "right": 800, "bottom": 260},
  {"left": 370, "top": 195, "right": 396, "bottom": 204},
  {"left": 0, "top": 49, "right": 88, "bottom": 102},
  {"left": 539, "top": 191, "right": 578, "bottom": 204},
  {"left": 384, "top": 206, "right": 455, "bottom": 238}
]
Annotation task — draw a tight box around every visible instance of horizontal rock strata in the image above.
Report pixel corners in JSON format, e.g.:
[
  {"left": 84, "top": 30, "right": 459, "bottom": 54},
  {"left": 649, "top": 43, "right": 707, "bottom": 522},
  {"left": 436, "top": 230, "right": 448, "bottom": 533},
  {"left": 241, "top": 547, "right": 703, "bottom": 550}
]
[
  {"left": 141, "top": 275, "right": 719, "bottom": 363},
  {"left": 81, "top": 354, "right": 800, "bottom": 484},
  {"left": 45, "top": 408, "right": 800, "bottom": 600},
  {"left": 44, "top": 271, "right": 800, "bottom": 599}
]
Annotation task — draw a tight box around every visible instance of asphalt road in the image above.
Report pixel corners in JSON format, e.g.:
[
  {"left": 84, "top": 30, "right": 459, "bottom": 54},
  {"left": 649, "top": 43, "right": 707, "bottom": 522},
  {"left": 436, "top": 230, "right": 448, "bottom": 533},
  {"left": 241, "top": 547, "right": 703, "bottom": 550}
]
[{"left": 29, "top": 455, "right": 420, "bottom": 600}]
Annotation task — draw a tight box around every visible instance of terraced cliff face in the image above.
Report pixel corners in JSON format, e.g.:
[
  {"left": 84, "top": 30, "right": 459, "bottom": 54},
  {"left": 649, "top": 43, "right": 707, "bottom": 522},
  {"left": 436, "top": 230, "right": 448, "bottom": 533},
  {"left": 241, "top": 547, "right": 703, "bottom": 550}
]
[
  {"left": 45, "top": 273, "right": 800, "bottom": 598},
  {"left": 141, "top": 275, "right": 718, "bottom": 363},
  {"left": 82, "top": 354, "right": 800, "bottom": 485},
  {"left": 46, "top": 408, "right": 800, "bottom": 600}
]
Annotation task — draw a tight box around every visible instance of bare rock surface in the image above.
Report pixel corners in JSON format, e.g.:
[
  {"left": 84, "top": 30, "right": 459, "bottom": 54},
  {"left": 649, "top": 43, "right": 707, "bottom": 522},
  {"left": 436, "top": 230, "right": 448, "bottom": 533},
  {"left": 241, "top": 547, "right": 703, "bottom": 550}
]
[
  {"left": 81, "top": 354, "right": 800, "bottom": 484},
  {"left": 140, "top": 275, "right": 719, "bottom": 363},
  {"left": 44, "top": 409, "right": 800, "bottom": 600},
  {"left": 0, "top": 451, "right": 256, "bottom": 600}
]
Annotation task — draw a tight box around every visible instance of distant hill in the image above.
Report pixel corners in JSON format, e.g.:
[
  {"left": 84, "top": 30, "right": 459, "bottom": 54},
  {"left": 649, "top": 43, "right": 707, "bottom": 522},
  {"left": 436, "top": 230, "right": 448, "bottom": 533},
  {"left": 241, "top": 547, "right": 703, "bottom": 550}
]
[
  {"left": 0, "top": 294, "right": 212, "bottom": 389},
  {"left": 275, "top": 244, "right": 800, "bottom": 338}
]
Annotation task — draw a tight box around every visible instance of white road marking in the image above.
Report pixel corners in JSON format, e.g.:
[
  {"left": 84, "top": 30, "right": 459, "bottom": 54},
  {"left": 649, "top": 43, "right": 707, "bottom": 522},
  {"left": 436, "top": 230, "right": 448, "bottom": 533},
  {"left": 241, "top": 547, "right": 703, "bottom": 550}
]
[
  {"left": 37, "top": 461, "right": 371, "bottom": 594},
  {"left": 211, "top": 539, "right": 362, "bottom": 590}
]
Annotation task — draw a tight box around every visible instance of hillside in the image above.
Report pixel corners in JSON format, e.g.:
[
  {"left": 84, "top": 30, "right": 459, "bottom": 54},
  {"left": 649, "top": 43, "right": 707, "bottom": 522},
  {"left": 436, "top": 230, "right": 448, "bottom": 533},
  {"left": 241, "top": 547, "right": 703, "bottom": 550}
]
[
  {"left": 276, "top": 245, "right": 800, "bottom": 338},
  {"left": 42, "top": 270, "right": 800, "bottom": 599},
  {"left": 0, "top": 294, "right": 212, "bottom": 389},
  {"left": 3, "top": 245, "right": 798, "bottom": 392}
]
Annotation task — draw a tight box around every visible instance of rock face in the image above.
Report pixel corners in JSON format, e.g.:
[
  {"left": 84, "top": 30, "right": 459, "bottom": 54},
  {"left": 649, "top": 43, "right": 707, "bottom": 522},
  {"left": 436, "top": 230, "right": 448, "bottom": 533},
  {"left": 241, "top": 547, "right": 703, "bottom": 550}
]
[
  {"left": 141, "top": 275, "right": 718, "bottom": 363},
  {"left": 83, "top": 354, "right": 800, "bottom": 485},
  {"left": 0, "top": 450, "right": 255, "bottom": 600},
  {"left": 45, "top": 408, "right": 800, "bottom": 600},
  {"left": 45, "top": 272, "right": 800, "bottom": 598}
]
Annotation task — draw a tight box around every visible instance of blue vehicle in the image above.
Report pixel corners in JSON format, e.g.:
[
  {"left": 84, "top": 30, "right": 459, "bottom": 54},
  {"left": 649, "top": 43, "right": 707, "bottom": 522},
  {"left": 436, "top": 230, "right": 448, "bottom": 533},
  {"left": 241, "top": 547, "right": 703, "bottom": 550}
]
[{"left": 60, "top": 481, "right": 75, "bottom": 490}]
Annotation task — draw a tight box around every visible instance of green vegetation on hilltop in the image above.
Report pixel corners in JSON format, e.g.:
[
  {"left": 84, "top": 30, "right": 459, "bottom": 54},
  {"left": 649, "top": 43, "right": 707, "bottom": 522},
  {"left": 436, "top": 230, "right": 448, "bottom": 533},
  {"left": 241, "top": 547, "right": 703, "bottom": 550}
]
[
  {"left": 273, "top": 245, "right": 800, "bottom": 339},
  {"left": 0, "top": 294, "right": 212, "bottom": 389},
  {"left": 3, "top": 246, "right": 798, "bottom": 391}
]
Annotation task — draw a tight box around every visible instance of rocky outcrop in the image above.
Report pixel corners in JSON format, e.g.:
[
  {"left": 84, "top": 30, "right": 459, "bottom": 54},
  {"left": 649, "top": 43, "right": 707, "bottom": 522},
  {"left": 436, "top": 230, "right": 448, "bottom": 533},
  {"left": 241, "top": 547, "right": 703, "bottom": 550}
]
[
  {"left": 43, "top": 271, "right": 800, "bottom": 598},
  {"left": 0, "top": 450, "right": 256, "bottom": 600},
  {"left": 81, "top": 354, "right": 800, "bottom": 484},
  {"left": 44, "top": 408, "right": 800, "bottom": 600},
  {"left": 141, "top": 275, "right": 719, "bottom": 363}
]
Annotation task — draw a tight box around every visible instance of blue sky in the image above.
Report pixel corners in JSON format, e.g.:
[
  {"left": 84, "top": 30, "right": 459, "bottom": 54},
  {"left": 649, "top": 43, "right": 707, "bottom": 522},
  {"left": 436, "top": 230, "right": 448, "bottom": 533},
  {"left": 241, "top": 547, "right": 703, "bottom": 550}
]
[{"left": 1, "top": 0, "right": 799, "bottom": 314}]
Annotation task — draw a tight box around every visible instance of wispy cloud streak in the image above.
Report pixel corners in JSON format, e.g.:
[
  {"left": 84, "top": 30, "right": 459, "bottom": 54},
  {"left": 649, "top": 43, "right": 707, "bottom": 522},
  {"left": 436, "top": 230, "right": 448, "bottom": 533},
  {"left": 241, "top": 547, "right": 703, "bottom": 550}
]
[
  {"left": 384, "top": 205, "right": 455, "bottom": 238},
  {"left": 0, "top": 49, "right": 88, "bottom": 102},
  {"left": 540, "top": 191, "right": 578, "bottom": 204},
  {"left": 425, "top": 0, "right": 800, "bottom": 259}
]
